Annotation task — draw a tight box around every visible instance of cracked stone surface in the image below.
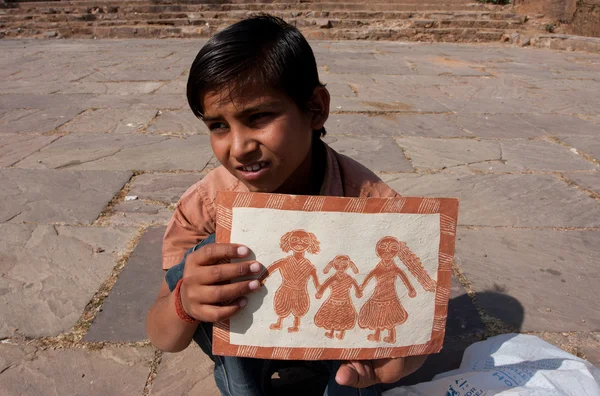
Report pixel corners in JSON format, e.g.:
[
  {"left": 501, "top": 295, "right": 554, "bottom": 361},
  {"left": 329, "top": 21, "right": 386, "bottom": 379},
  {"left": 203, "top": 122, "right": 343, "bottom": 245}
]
[
  {"left": 14, "top": 134, "right": 213, "bottom": 171},
  {"left": 386, "top": 173, "right": 600, "bottom": 227},
  {"left": 0, "top": 133, "right": 59, "bottom": 167},
  {"left": 1, "top": 38, "right": 599, "bottom": 387},
  {"left": 0, "top": 344, "right": 153, "bottom": 395},
  {"left": 564, "top": 172, "right": 600, "bottom": 195},
  {"left": 323, "top": 135, "right": 413, "bottom": 172},
  {"left": 455, "top": 228, "right": 600, "bottom": 332},
  {"left": 151, "top": 343, "right": 219, "bottom": 396},
  {"left": 561, "top": 136, "right": 600, "bottom": 161},
  {"left": 59, "top": 108, "right": 158, "bottom": 134},
  {"left": 0, "top": 169, "right": 132, "bottom": 224},
  {"left": 85, "top": 227, "right": 166, "bottom": 342},
  {"left": 128, "top": 173, "right": 203, "bottom": 204},
  {"left": 469, "top": 140, "right": 599, "bottom": 172},
  {"left": 146, "top": 109, "right": 207, "bottom": 135},
  {"left": 0, "top": 224, "right": 137, "bottom": 337},
  {"left": 0, "top": 107, "right": 83, "bottom": 134},
  {"left": 103, "top": 201, "right": 174, "bottom": 227},
  {"left": 395, "top": 137, "right": 502, "bottom": 170}
]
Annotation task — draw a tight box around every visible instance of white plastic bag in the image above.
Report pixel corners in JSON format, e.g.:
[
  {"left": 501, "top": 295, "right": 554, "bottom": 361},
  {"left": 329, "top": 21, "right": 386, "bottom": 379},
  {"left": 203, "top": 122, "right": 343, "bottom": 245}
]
[{"left": 387, "top": 334, "right": 600, "bottom": 396}]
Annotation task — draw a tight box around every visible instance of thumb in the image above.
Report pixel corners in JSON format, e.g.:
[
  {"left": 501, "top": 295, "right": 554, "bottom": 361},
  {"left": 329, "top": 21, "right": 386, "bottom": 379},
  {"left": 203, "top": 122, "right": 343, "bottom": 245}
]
[{"left": 335, "top": 363, "right": 359, "bottom": 387}]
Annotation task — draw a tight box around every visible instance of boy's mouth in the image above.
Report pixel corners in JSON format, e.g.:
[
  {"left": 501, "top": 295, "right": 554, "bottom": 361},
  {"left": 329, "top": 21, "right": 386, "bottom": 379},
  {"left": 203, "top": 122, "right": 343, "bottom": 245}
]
[{"left": 236, "top": 161, "right": 270, "bottom": 181}]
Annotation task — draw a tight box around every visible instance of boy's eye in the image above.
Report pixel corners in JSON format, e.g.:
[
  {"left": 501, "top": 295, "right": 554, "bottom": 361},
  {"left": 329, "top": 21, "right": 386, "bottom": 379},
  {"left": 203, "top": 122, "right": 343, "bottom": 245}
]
[{"left": 208, "top": 122, "right": 228, "bottom": 132}]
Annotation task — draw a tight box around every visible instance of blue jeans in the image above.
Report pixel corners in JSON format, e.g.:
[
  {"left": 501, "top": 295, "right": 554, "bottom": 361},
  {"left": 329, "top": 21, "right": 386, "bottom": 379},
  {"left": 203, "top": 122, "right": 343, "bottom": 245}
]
[{"left": 165, "top": 235, "right": 380, "bottom": 396}]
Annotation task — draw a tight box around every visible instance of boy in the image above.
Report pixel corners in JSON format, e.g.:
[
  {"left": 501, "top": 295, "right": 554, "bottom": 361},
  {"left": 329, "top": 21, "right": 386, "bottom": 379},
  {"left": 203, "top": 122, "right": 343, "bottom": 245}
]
[{"left": 146, "top": 15, "right": 427, "bottom": 396}]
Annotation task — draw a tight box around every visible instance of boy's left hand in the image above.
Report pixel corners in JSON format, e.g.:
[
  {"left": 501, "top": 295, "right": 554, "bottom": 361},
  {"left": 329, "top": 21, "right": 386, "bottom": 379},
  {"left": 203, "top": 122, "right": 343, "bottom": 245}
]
[{"left": 335, "top": 355, "right": 427, "bottom": 388}]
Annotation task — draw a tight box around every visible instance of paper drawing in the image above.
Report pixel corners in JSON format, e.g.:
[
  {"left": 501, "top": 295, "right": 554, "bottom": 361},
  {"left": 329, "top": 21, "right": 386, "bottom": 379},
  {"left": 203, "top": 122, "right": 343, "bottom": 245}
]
[
  {"left": 314, "top": 255, "right": 362, "bottom": 340},
  {"left": 358, "top": 236, "right": 436, "bottom": 344},
  {"left": 213, "top": 192, "right": 459, "bottom": 361},
  {"left": 262, "top": 230, "right": 321, "bottom": 333}
]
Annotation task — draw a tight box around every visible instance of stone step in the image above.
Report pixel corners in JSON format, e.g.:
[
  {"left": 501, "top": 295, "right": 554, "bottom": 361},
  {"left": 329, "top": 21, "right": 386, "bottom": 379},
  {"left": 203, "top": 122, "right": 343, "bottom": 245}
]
[
  {"left": 0, "top": 10, "right": 525, "bottom": 24},
  {"left": 1, "top": 24, "right": 510, "bottom": 42},
  {"left": 2, "top": 17, "right": 521, "bottom": 30},
  {"left": 1, "top": 2, "right": 506, "bottom": 14}
]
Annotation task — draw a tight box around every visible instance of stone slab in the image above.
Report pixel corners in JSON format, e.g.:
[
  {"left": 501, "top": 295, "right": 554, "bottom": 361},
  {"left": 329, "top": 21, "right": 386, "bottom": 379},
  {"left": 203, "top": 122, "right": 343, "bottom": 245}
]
[
  {"left": 469, "top": 140, "right": 599, "bottom": 172},
  {"left": 517, "top": 114, "right": 600, "bottom": 137},
  {"left": 392, "top": 114, "right": 469, "bottom": 137},
  {"left": 15, "top": 134, "right": 214, "bottom": 172},
  {"left": 0, "top": 224, "right": 137, "bottom": 338},
  {"left": 59, "top": 108, "right": 158, "bottom": 134},
  {"left": 84, "top": 94, "right": 187, "bottom": 110},
  {"left": 325, "top": 114, "right": 401, "bottom": 137},
  {"left": 128, "top": 173, "right": 203, "bottom": 204},
  {"left": 456, "top": 114, "right": 544, "bottom": 138},
  {"left": 59, "top": 81, "right": 164, "bottom": 95},
  {"left": 0, "top": 134, "right": 59, "bottom": 167},
  {"left": 0, "top": 344, "right": 153, "bottom": 395},
  {"left": 104, "top": 201, "right": 174, "bottom": 227},
  {"left": 330, "top": 96, "right": 449, "bottom": 113},
  {"left": 85, "top": 226, "right": 166, "bottom": 342},
  {"left": 0, "top": 169, "right": 132, "bottom": 224},
  {"left": 385, "top": 173, "right": 600, "bottom": 227},
  {"left": 326, "top": 114, "right": 467, "bottom": 138},
  {"left": 455, "top": 228, "right": 600, "bottom": 332},
  {"left": 323, "top": 135, "right": 413, "bottom": 172},
  {"left": 562, "top": 137, "right": 600, "bottom": 161},
  {"left": 564, "top": 172, "right": 600, "bottom": 195},
  {"left": 434, "top": 96, "right": 540, "bottom": 114},
  {"left": 151, "top": 343, "right": 219, "bottom": 396},
  {"left": 0, "top": 94, "right": 92, "bottom": 110},
  {"left": 146, "top": 110, "right": 207, "bottom": 135},
  {"left": 154, "top": 79, "right": 186, "bottom": 95},
  {"left": 395, "top": 137, "right": 501, "bottom": 170},
  {"left": 0, "top": 107, "right": 83, "bottom": 134}
]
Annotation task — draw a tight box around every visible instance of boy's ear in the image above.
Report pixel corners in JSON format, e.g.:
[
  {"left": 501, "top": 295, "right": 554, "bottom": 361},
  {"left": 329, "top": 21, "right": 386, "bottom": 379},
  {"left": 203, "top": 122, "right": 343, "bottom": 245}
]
[{"left": 308, "top": 86, "right": 330, "bottom": 131}]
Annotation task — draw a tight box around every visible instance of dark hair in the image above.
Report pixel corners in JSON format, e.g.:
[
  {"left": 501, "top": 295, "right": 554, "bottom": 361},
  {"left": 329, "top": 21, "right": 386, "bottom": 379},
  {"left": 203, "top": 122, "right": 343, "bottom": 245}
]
[{"left": 187, "top": 14, "right": 326, "bottom": 137}]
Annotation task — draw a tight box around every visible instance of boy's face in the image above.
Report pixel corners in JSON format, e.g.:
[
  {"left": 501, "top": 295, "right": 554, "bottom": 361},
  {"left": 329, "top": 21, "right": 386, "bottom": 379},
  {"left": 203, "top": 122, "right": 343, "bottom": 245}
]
[{"left": 202, "top": 88, "right": 318, "bottom": 193}]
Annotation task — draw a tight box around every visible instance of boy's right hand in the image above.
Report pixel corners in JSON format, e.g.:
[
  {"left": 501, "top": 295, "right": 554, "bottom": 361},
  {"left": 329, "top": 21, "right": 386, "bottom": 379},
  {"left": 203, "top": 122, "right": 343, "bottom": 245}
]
[{"left": 179, "top": 244, "right": 263, "bottom": 323}]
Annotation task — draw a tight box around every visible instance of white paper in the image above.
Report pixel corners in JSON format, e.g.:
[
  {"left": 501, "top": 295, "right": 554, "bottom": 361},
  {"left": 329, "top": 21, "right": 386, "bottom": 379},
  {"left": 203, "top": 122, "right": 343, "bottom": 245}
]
[
  {"left": 229, "top": 208, "right": 440, "bottom": 349},
  {"left": 387, "top": 334, "right": 600, "bottom": 396}
]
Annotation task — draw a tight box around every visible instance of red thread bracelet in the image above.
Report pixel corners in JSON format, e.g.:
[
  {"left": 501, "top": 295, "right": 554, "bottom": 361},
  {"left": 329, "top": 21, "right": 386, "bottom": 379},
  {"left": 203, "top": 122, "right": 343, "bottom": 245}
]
[{"left": 174, "top": 279, "right": 199, "bottom": 324}]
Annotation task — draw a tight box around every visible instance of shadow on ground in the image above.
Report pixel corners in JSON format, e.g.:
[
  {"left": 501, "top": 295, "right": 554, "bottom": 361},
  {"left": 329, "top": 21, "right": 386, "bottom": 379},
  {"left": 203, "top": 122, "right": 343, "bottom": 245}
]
[{"left": 270, "top": 291, "right": 524, "bottom": 395}]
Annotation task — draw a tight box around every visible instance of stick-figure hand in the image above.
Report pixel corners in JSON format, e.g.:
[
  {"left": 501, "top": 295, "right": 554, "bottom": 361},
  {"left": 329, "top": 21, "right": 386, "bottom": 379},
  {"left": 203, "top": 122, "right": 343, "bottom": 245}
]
[
  {"left": 408, "top": 289, "right": 416, "bottom": 298},
  {"left": 356, "top": 291, "right": 363, "bottom": 298},
  {"left": 316, "top": 292, "right": 322, "bottom": 299}
]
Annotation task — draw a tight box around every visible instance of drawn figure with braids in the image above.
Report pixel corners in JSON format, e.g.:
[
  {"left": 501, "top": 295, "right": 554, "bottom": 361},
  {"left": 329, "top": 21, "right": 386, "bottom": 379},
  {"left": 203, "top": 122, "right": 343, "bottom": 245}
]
[
  {"left": 314, "top": 255, "right": 362, "bottom": 340},
  {"left": 358, "top": 236, "right": 436, "bottom": 343},
  {"left": 262, "top": 229, "right": 320, "bottom": 333}
]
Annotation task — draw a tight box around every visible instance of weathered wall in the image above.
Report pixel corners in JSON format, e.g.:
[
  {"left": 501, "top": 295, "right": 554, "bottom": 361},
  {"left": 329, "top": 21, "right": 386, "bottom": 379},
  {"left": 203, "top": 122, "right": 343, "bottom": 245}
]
[
  {"left": 515, "top": 0, "right": 599, "bottom": 37},
  {"left": 570, "top": 0, "right": 600, "bottom": 37}
]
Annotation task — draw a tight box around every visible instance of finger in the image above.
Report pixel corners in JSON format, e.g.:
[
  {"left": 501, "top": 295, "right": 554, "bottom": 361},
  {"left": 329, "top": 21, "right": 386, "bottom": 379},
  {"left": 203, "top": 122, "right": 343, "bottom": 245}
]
[
  {"left": 197, "top": 261, "right": 263, "bottom": 284},
  {"left": 188, "top": 243, "right": 250, "bottom": 267},
  {"left": 336, "top": 362, "right": 375, "bottom": 388},
  {"left": 194, "top": 299, "right": 247, "bottom": 322},
  {"left": 196, "top": 279, "right": 262, "bottom": 304}
]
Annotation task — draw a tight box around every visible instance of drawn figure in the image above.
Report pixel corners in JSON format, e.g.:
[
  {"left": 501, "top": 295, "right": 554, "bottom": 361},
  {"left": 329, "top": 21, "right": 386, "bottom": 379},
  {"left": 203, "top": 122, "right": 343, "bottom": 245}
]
[
  {"left": 314, "top": 255, "right": 362, "bottom": 340},
  {"left": 262, "top": 229, "right": 321, "bottom": 333},
  {"left": 358, "top": 236, "right": 436, "bottom": 344}
]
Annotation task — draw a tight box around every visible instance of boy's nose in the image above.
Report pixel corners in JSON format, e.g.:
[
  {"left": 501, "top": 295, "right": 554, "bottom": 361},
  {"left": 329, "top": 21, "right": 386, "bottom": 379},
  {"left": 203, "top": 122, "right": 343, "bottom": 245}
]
[{"left": 230, "top": 127, "right": 259, "bottom": 160}]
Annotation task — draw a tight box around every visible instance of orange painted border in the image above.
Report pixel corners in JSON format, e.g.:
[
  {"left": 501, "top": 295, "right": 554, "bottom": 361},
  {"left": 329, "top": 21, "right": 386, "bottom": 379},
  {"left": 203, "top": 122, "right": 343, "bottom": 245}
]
[{"left": 213, "top": 192, "right": 459, "bottom": 360}]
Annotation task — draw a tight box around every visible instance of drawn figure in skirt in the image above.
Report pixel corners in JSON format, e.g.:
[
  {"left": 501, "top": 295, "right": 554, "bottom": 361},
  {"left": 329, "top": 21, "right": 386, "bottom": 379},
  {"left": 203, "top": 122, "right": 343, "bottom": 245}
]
[
  {"left": 314, "top": 255, "right": 362, "bottom": 340},
  {"left": 358, "top": 236, "right": 436, "bottom": 343},
  {"left": 262, "top": 229, "right": 321, "bottom": 333}
]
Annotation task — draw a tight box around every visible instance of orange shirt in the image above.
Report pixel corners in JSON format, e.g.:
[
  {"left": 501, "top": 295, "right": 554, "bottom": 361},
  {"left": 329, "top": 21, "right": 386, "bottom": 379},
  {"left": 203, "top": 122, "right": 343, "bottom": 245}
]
[{"left": 162, "top": 142, "right": 400, "bottom": 269}]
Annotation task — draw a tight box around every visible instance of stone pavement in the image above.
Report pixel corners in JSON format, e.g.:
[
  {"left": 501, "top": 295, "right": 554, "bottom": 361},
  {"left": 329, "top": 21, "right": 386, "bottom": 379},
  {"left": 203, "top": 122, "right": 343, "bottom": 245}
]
[{"left": 0, "top": 39, "right": 599, "bottom": 395}]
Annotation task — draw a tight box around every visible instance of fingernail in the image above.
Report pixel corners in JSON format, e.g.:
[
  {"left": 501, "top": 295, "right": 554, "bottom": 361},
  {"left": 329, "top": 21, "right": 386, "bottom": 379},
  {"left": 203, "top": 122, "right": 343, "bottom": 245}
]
[
  {"left": 237, "top": 246, "right": 249, "bottom": 256},
  {"left": 239, "top": 298, "right": 247, "bottom": 308},
  {"left": 249, "top": 280, "right": 260, "bottom": 290},
  {"left": 250, "top": 262, "right": 261, "bottom": 273}
]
